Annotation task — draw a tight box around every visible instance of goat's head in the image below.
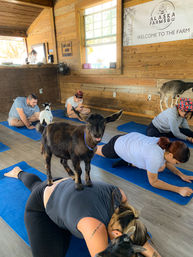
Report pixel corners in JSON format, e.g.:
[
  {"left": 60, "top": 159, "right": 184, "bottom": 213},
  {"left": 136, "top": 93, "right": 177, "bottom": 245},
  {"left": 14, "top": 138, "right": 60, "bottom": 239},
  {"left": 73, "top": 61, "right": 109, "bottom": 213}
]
[
  {"left": 78, "top": 109, "right": 123, "bottom": 144},
  {"left": 42, "top": 102, "right": 51, "bottom": 110},
  {"left": 95, "top": 227, "right": 146, "bottom": 257}
]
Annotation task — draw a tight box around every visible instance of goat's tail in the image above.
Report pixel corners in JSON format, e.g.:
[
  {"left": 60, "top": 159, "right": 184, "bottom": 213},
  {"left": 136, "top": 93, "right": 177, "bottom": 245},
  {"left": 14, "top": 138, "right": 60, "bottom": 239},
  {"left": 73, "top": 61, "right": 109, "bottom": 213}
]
[{"left": 36, "top": 122, "right": 45, "bottom": 134}]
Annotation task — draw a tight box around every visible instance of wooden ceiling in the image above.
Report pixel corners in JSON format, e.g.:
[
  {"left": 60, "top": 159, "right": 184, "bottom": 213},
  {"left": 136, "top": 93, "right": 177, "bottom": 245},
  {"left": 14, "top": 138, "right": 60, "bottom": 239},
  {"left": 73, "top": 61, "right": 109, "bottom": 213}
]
[{"left": 0, "top": 0, "right": 53, "bottom": 37}]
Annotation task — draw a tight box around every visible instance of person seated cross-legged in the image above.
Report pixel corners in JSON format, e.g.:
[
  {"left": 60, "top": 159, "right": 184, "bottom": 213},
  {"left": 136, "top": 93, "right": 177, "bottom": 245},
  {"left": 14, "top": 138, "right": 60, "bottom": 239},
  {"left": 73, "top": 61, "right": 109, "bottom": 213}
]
[
  {"left": 64, "top": 90, "right": 90, "bottom": 118},
  {"left": 8, "top": 94, "right": 40, "bottom": 130}
]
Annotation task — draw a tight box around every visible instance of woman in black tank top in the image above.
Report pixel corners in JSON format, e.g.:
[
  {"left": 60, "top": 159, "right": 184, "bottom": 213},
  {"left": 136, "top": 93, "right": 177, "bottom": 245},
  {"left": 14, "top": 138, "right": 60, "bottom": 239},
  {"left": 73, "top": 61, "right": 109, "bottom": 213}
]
[{"left": 4, "top": 167, "right": 161, "bottom": 257}]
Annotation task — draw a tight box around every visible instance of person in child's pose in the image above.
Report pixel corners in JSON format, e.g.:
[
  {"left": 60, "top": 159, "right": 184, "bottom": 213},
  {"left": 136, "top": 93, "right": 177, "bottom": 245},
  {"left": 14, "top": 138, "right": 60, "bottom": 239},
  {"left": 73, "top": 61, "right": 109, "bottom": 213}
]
[{"left": 4, "top": 166, "right": 161, "bottom": 257}]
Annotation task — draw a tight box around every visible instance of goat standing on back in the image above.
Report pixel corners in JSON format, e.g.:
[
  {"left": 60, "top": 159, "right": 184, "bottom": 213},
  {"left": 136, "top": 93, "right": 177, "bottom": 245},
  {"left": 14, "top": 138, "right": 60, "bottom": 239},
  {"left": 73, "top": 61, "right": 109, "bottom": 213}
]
[
  {"left": 159, "top": 80, "right": 193, "bottom": 111},
  {"left": 36, "top": 109, "right": 122, "bottom": 190},
  {"left": 39, "top": 103, "right": 53, "bottom": 126}
]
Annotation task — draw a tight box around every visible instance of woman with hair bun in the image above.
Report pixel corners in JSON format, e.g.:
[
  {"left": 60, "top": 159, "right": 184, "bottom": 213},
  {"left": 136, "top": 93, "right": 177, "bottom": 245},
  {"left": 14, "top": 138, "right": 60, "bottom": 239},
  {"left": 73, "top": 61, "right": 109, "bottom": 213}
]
[
  {"left": 96, "top": 132, "right": 193, "bottom": 197},
  {"left": 64, "top": 90, "right": 90, "bottom": 118}
]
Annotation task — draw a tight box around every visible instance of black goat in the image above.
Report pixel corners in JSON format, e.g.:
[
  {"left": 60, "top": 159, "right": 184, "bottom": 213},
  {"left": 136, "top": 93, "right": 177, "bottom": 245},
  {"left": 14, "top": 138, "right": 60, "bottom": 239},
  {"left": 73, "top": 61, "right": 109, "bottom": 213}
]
[
  {"left": 95, "top": 227, "right": 145, "bottom": 257},
  {"left": 36, "top": 109, "right": 122, "bottom": 190}
]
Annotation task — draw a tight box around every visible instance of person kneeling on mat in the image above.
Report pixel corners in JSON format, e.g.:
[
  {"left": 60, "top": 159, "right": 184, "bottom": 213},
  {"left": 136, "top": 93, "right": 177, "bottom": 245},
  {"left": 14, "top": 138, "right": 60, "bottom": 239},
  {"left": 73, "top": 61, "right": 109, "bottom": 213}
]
[
  {"left": 4, "top": 167, "right": 161, "bottom": 257},
  {"left": 96, "top": 132, "right": 193, "bottom": 197},
  {"left": 146, "top": 97, "right": 193, "bottom": 143}
]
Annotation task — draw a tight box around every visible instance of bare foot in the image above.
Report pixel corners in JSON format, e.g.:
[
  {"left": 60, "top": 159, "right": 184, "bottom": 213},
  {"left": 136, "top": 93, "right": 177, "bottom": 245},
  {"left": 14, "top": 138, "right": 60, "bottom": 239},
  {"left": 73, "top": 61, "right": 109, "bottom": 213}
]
[{"left": 4, "top": 166, "right": 22, "bottom": 178}]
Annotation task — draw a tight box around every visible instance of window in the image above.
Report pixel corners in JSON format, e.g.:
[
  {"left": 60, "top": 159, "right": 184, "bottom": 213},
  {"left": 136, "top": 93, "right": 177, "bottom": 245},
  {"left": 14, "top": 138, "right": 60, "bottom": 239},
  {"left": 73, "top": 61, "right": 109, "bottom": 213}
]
[
  {"left": 0, "top": 36, "right": 27, "bottom": 65},
  {"left": 78, "top": 0, "right": 122, "bottom": 73}
]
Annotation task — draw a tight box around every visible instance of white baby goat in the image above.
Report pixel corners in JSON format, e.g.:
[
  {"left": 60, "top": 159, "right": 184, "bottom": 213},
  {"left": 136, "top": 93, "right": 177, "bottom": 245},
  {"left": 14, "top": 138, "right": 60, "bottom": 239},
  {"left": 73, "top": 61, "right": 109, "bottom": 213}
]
[{"left": 39, "top": 103, "right": 53, "bottom": 126}]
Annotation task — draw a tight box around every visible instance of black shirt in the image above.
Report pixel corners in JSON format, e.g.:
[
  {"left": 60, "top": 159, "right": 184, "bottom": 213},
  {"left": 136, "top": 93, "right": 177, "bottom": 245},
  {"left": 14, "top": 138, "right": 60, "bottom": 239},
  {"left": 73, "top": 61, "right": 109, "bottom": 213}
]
[{"left": 46, "top": 179, "right": 122, "bottom": 238}]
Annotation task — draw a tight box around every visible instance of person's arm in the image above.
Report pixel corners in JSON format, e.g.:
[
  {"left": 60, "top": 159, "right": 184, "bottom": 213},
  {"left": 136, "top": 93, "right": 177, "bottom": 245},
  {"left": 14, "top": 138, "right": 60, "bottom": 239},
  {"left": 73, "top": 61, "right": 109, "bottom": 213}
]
[
  {"left": 166, "top": 162, "right": 193, "bottom": 182},
  {"left": 16, "top": 108, "right": 34, "bottom": 129},
  {"left": 142, "top": 241, "right": 161, "bottom": 257},
  {"left": 181, "top": 118, "right": 190, "bottom": 129},
  {"left": 77, "top": 217, "right": 109, "bottom": 257},
  {"left": 168, "top": 117, "right": 187, "bottom": 141},
  {"left": 76, "top": 99, "right": 84, "bottom": 111},
  {"left": 147, "top": 171, "right": 193, "bottom": 197},
  {"left": 181, "top": 119, "right": 193, "bottom": 143},
  {"left": 33, "top": 112, "right": 40, "bottom": 120},
  {"left": 66, "top": 103, "right": 74, "bottom": 116}
]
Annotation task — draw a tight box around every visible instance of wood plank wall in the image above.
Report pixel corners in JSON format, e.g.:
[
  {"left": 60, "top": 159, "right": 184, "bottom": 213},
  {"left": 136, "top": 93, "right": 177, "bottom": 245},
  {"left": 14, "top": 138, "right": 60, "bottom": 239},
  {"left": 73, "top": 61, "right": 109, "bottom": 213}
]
[
  {"left": 0, "top": 65, "right": 60, "bottom": 113},
  {"left": 54, "top": 0, "right": 193, "bottom": 124},
  {"left": 26, "top": 8, "right": 57, "bottom": 64}
]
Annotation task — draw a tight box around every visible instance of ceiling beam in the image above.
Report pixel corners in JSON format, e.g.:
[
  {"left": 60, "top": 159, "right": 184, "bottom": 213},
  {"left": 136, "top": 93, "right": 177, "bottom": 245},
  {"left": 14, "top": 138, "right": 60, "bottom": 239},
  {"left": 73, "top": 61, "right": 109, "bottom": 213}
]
[
  {"left": 0, "top": 28, "right": 26, "bottom": 37},
  {"left": 0, "top": 0, "right": 53, "bottom": 8}
]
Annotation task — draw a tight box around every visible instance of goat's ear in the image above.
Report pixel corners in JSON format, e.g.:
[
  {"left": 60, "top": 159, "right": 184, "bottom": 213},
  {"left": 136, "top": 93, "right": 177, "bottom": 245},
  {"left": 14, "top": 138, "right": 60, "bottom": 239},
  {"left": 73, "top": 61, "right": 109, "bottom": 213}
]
[
  {"left": 133, "top": 245, "right": 146, "bottom": 253},
  {"left": 71, "top": 107, "right": 86, "bottom": 122},
  {"left": 42, "top": 103, "right": 45, "bottom": 107},
  {"left": 105, "top": 110, "right": 123, "bottom": 123}
]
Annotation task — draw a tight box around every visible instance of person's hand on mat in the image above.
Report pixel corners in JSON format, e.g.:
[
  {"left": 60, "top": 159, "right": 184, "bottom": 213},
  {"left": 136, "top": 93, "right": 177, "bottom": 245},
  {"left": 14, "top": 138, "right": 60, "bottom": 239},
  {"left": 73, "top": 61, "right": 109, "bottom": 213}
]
[
  {"left": 27, "top": 125, "right": 35, "bottom": 130},
  {"left": 178, "top": 187, "right": 193, "bottom": 197},
  {"left": 187, "top": 137, "right": 193, "bottom": 143},
  {"left": 180, "top": 174, "right": 193, "bottom": 183}
]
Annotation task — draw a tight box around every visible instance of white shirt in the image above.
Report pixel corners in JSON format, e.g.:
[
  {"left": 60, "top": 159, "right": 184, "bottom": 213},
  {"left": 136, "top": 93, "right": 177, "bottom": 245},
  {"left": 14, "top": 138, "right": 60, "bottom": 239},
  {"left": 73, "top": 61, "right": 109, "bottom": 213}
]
[
  {"left": 65, "top": 96, "right": 83, "bottom": 109},
  {"left": 114, "top": 132, "right": 165, "bottom": 174}
]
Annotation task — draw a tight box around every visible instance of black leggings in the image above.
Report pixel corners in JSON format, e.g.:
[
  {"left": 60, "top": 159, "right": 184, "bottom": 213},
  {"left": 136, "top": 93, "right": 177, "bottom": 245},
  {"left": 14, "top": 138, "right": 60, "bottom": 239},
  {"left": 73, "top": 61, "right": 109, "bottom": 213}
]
[
  {"left": 18, "top": 172, "right": 71, "bottom": 257},
  {"left": 146, "top": 122, "right": 193, "bottom": 138}
]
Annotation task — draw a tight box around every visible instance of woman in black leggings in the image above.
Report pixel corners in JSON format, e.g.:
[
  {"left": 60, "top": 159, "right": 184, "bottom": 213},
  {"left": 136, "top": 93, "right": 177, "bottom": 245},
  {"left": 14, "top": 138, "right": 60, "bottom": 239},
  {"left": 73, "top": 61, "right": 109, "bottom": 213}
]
[{"left": 4, "top": 167, "right": 161, "bottom": 257}]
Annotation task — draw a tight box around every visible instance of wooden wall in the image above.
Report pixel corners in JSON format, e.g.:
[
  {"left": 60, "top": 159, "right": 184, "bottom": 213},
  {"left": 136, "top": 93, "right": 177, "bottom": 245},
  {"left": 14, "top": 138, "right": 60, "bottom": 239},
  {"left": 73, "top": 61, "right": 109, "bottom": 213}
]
[
  {"left": 0, "top": 65, "right": 60, "bottom": 113},
  {"left": 53, "top": 0, "right": 193, "bottom": 122},
  {"left": 26, "top": 8, "right": 58, "bottom": 64}
]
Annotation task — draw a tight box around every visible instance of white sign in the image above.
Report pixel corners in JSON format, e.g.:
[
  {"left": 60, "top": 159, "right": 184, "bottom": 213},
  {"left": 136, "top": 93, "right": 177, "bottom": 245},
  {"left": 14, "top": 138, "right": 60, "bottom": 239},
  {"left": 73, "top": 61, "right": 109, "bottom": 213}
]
[{"left": 123, "top": 0, "right": 193, "bottom": 46}]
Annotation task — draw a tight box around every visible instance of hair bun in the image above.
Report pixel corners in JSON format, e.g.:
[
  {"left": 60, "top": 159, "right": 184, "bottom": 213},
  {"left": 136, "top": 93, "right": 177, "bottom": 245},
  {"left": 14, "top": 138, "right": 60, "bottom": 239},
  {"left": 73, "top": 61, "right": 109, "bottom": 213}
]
[{"left": 157, "top": 137, "right": 171, "bottom": 150}]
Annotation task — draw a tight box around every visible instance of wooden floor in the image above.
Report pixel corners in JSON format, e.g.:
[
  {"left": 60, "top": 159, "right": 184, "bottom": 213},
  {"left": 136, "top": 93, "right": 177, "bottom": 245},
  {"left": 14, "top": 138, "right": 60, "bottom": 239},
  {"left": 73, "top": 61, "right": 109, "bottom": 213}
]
[{"left": 0, "top": 106, "right": 193, "bottom": 257}]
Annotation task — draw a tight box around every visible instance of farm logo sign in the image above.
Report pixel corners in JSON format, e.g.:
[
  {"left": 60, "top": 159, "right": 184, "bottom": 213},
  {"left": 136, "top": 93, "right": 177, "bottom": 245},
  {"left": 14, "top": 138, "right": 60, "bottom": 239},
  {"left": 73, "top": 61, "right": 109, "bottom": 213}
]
[
  {"left": 150, "top": 1, "right": 175, "bottom": 30},
  {"left": 123, "top": 0, "right": 193, "bottom": 46}
]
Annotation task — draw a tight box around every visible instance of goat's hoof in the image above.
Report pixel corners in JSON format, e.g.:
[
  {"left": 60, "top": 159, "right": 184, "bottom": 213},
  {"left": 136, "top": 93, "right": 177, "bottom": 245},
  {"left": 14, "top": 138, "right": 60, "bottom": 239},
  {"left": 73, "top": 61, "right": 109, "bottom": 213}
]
[
  {"left": 69, "top": 172, "right": 75, "bottom": 177},
  {"left": 71, "top": 175, "right": 75, "bottom": 180},
  {"left": 86, "top": 181, "right": 93, "bottom": 187},
  {"left": 47, "top": 179, "right": 53, "bottom": 186},
  {"left": 75, "top": 183, "right": 84, "bottom": 191}
]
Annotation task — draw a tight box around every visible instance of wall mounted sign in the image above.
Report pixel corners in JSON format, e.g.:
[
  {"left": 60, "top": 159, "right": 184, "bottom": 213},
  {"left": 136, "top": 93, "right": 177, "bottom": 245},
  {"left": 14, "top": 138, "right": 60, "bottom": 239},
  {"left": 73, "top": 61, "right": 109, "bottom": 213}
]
[
  {"left": 61, "top": 41, "right": 72, "bottom": 57},
  {"left": 123, "top": 0, "right": 193, "bottom": 46}
]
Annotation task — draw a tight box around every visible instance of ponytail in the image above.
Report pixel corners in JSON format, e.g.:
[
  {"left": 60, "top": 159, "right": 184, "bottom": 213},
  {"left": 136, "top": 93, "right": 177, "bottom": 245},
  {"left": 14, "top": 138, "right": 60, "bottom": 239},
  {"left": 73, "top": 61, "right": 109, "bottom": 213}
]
[{"left": 157, "top": 137, "right": 171, "bottom": 150}]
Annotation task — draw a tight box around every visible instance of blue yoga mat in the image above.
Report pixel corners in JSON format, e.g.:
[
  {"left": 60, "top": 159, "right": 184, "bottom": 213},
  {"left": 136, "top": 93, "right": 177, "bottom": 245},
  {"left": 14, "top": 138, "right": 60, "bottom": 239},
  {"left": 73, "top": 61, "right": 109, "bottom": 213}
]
[
  {"left": 91, "top": 155, "right": 193, "bottom": 205},
  {"left": 52, "top": 110, "right": 84, "bottom": 124},
  {"left": 0, "top": 161, "right": 90, "bottom": 257},
  {"left": 117, "top": 121, "right": 193, "bottom": 148},
  {"left": 0, "top": 142, "right": 10, "bottom": 152},
  {"left": 0, "top": 121, "right": 41, "bottom": 141}
]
